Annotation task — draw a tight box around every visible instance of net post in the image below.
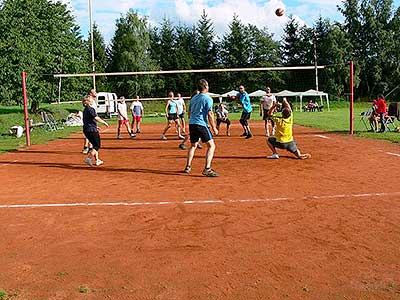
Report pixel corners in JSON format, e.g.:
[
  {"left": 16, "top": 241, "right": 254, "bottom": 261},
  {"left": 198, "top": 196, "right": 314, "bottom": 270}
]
[
  {"left": 22, "top": 71, "right": 31, "bottom": 146},
  {"left": 349, "top": 61, "right": 354, "bottom": 135}
]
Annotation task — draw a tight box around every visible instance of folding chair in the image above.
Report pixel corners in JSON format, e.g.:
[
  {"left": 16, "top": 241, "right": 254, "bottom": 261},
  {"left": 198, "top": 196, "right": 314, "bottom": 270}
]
[
  {"left": 41, "top": 112, "right": 57, "bottom": 131},
  {"left": 381, "top": 113, "right": 396, "bottom": 132},
  {"left": 359, "top": 108, "right": 376, "bottom": 131},
  {"left": 46, "top": 113, "right": 64, "bottom": 130}
]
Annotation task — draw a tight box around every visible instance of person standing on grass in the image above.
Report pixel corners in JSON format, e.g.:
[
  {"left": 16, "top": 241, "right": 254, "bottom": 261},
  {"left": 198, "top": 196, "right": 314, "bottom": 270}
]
[
  {"left": 266, "top": 98, "right": 310, "bottom": 160},
  {"left": 376, "top": 95, "right": 387, "bottom": 132},
  {"left": 117, "top": 96, "right": 135, "bottom": 139},
  {"left": 161, "top": 91, "right": 184, "bottom": 140},
  {"left": 82, "top": 89, "right": 97, "bottom": 154},
  {"left": 260, "top": 87, "right": 276, "bottom": 137},
  {"left": 184, "top": 79, "right": 219, "bottom": 177},
  {"left": 232, "top": 85, "right": 253, "bottom": 139},
  {"left": 130, "top": 96, "right": 144, "bottom": 134},
  {"left": 82, "top": 95, "right": 109, "bottom": 167},
  {"left": 176, "top": 93, "right": 187, "bottom": 133}
]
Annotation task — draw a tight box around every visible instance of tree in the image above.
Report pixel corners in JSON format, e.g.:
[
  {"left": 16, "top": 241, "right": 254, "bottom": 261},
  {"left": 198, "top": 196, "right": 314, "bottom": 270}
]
[
  {"left": 0, "top": 0, "right": 90, "bottom": 108},
  {"left": 195, "top": 10, "right": 219, "bottom": 69},
  {"left": 107, "top": 10, "right": 158, "bottom": 98}
]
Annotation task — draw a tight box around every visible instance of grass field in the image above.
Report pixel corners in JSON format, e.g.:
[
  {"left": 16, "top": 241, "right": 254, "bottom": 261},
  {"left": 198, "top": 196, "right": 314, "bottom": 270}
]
[{"left": 0, "top": 100, "right": 398, "bottom": 152}]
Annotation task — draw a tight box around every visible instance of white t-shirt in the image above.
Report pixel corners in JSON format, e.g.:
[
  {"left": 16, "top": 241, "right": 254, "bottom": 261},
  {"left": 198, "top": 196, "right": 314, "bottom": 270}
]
[
  {"left": 216, "top": 107, "right": 228, "bottom": 120},
  {"left": 261, "top": 94, "right": 276, "bottom": 110},
  {"left": 130, "top": 101, "right": 144, "bottom": 116},
  {"left": 175, "top": 98, "right": 185, "bottom": 115},
  {"left": 117, "top": 102, "right": 129, "bottom": 120}
]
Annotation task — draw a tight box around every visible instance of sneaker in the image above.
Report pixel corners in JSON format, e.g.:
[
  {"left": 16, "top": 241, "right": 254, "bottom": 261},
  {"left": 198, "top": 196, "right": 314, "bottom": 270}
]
[
  {"left": 82, "top": 147, "right": 89, "bottom": 154},
  {"left": 245, "top": 133, "right": 253, "bottom": 139},
  {"left": 299, "top": 153, "right": 311, "bottom": 160},
  {"left": 117, "top": 135, "right": 122, "bottom": 139},
  {"left": 240, "top": 132, "right": 247, "bottom": 137},
  {"left": 130, "top": 133, "right": 136, "bottom": 138},
  {"left": 197, "top": 143, "right": 203, "bottom": 149},
  {"left": 161, "top": 135, "right": 167, "bottom": 140},
  {"left": 202, "top": 168, "right": 219, "bottom": 177},
  {"left": 227, "top": 132, "right": 230, "bottom": 136},
  {"left": 84, "top": 157, "right": 93, "bottom": 167},
  {"left": 95, "top": 159, "right": 104, "bottom": 166},
  {"left": 178, "top": 134, "right": 185, "bottom": 140},
  {"left": 179, "top": 143, "right": 187, "bottom": 150},
  {"left": 183, "top": 165, "right": 191, "bottom": 173},
  {"left": 267, "top": 153, "right": 279, "bottom": 159}
]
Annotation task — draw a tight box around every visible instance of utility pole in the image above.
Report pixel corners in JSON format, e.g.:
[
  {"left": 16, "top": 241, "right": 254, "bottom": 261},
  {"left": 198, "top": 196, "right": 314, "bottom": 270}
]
[{"left": 89, "top": 0, "right": 96, "bottom": 91}]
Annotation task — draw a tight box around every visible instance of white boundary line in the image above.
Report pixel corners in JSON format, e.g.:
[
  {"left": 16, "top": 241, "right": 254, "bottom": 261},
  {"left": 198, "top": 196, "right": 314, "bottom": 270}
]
[
  {"left": 385, "top": 152, "right": 400, "bottom": 157},
  {"left": 314, "top": 134, "right": 330, "bottom": 139},
  {"left": 1, "top": 192, "right": 399, "bottom": 209}
]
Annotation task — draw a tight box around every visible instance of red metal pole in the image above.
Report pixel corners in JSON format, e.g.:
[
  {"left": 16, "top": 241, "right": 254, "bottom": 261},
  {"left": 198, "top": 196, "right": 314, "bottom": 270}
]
[
  {"left": 349, "top": 61, "right": 354, "bottom": 135},
  {"left": 22, "top": 71, "right": 31, "bottom": 146}
]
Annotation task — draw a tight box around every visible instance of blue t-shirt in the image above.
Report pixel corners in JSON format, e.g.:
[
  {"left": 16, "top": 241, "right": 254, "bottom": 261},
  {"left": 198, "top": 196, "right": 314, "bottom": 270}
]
[
  {"left": 189, "top": 93, "right": 213, "bottom": 127},
  {"left": 168, "top": 100, "right": 178, "bottom": 114},
  {"left": 237, "top": 92, "right": 252, "bottom": 113},
  {"left": 83, "top": 106, "right": 98, "bottom": 132}
]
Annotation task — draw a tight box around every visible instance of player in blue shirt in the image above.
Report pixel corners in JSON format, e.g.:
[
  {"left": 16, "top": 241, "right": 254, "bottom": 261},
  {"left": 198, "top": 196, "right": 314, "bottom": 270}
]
[
  {"left": 233, "top": 85, "right": 253, "bottom": 139},
  {"left": 184, "top": 79, "right": 219, "bottom": 177}
]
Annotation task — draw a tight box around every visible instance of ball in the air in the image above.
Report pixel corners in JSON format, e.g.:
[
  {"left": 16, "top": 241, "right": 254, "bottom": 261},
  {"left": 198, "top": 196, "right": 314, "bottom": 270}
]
[{"left": 275, "top": 8, "right": 284, "bottom": 17}]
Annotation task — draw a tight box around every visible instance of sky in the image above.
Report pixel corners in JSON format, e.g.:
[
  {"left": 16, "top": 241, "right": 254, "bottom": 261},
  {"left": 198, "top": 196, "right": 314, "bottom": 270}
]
[{"left": 42, "top": 0, "right": 400, "bottom": 43}]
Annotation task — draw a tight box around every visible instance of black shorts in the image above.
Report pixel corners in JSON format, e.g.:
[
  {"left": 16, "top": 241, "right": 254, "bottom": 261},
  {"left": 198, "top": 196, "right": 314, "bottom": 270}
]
[
  {"left": 84, "top": 131, "right": 101, "bottom": 151},
  {"left": 217, "top": 118, "right": 231, "bottom": 126},
  {"left": 167, "top": 113, "right": 178, "bottom": 121},
  {"left": 268, "top": 137, "right": 298, "bottom": 153},
  {"left": 178, "top": 112, "right": 185, "bottom": 119},
  {"left": 263, "top": 109, "right": 272, "bottom": 121},
  {"left": 240, "top": 111, "right": 251, "bottom": 120},
  {"left": 189, "top": 124, "right": 213, "bottom": 144}
]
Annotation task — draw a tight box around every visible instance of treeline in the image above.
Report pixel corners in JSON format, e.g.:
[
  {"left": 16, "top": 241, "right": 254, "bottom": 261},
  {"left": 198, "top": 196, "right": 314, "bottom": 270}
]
[{"left": 1, "top": 0, "right": 400, "bottom": 109}]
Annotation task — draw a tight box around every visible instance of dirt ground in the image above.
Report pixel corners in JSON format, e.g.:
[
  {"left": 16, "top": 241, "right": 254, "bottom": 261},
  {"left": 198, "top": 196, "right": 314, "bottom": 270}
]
[{"left": 0, "top": 121, "right": 399, "bottom": 300}]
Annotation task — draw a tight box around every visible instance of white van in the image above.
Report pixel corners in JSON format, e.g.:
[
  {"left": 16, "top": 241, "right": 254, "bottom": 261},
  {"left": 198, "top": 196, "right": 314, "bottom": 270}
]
[{"left": 96, "top": 92, "right": 118, "bottom": 118}]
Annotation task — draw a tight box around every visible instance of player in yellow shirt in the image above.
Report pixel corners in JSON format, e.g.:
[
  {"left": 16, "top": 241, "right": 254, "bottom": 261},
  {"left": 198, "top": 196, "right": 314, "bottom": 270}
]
[{"left": 267, "top": 98, "right": 311, "bottom": 160}]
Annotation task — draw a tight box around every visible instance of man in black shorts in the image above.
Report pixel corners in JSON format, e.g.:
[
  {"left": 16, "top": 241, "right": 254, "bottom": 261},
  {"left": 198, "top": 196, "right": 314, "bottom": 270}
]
[{"left": 184, "top": 79, "right": 219, "bottom": 177}]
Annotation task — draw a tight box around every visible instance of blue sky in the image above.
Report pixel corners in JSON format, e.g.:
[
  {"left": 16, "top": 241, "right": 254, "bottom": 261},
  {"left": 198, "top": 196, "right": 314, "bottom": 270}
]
[{"left": 61, "top": 0, "right": 400, "bottom": 43}]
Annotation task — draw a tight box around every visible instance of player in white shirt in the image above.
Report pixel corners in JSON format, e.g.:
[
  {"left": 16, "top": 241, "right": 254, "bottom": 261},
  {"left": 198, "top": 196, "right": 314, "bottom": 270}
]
[
  {"left": 117, "top": 96, "right": 135, "bottom": 139},
  {"left": 260, "top": 87, "right": 276, "bottom": 137},
  {"left": 175, "top": 93, "right": 187, "bottom": 133},
  {"left": 130, "top": 96, "right": 144, "bottom": 133}
]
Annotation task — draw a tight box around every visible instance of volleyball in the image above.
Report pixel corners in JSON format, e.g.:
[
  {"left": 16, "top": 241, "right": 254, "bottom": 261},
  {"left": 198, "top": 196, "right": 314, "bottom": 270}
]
[{"left": 275, "top": 8, "right": 285, "bottom": 17}]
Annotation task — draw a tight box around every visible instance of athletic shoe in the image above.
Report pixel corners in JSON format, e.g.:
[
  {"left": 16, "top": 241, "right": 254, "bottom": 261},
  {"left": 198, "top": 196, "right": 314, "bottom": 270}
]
[
  {"left": 130, "top": 133, "right": 136, "bottom": 138},
  {"left": 95, "top": 159, "right": 104, "bottom": 166},
  {"left": 202, "top": 168, "right": 219, "bottom": 177},
  {"left": 179, "top": 143, "right": 187, "bottom": 150},
  {"left": 178, "top": 134, "right": 185, "bottom": 140},
  {"left": 197, "top": 143, "right": 203, "bottom": 149},
  {"left": 267, "top": 153, "right": 279, "bottom": 159},
  {"left": 299, "top": 153, "right": 311, "bottom": 160},
  {"left": 84, "top": 157, "right": 93, "bottom": 167},
  {"left": 161, "top": 135, "right": 167, "bottom": 140},
  {"left": 136, "top": 129, "right": 141, "bottom": 133},
  {"left": 245, "top": 133, "right": 253, "bottom": 139},
  {"left": 183, "top": 165, "right": 191, "bottom": 173},
  {"left": 240, "top": 132, "right": 247, "bottom": 137},
  {"left": 82, "top": 147, "right": 89, "bottom": 154},
  {"left": 227, "top": 132, "right": 230, "bottom": 136},
  {"left": 117, "top": 135, "right": 122, "bottom": 139}
]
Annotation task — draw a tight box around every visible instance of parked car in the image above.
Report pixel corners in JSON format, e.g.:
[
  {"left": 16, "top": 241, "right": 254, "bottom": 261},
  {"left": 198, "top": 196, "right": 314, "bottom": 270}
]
[{"left": 96, "top": 92, "right": 118, "bottom": 118}]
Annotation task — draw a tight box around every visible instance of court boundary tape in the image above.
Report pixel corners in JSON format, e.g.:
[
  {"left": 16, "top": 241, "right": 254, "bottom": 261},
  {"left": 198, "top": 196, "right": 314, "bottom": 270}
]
[{"left": 1, "top": 192, "right": 400, "bottom": 209}]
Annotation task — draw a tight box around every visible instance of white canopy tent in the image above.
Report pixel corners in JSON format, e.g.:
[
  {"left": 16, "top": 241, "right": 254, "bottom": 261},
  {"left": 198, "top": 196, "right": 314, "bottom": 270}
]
[
  {"left": 221, "top": 90, "right": 239, "bottom": 97},
  {"left": 248, "top": 90, "right": 266, "bottom": 97},
  {"left": 275, "top": 89, "right": 330, "bottom": 111},
  {"left": 206, "top": 92, "right": 221, "bottom": 98}
]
